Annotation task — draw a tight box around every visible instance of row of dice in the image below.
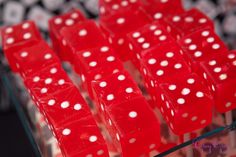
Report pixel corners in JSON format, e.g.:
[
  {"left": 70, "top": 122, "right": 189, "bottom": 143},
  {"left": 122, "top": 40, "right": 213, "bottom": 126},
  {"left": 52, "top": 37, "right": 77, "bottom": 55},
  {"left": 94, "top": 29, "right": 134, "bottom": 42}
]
[
  {"left": 1, "top": 22, "right": 110, "bottom": 157},
  {"left": 97, "top": 0, "right": 236, "bottom": 135},
  {"left": 49, "top": 10, "right": 162, "bottom": 156},
  {"left": 97, "top": 0, "right": 216, "bottom": 135},
  {"left": 125, "top": 21, "right": 215, "bottom": 135}
]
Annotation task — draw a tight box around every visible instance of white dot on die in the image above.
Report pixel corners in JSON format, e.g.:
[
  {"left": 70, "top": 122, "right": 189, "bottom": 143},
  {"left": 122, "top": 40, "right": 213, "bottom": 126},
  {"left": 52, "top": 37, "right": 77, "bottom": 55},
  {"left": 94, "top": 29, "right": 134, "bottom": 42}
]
[
  {"left": 182, "top": 113, "right": 188, "bottom": 118},
  {"left": 199, "top": 18, "right": 207, "bottom": 23},
  {"left": 187, "top": 78, "right": 195, "bottom": 84},
  {"left": 156, "top": 70, "right": 164, "bottom": 76},
  {"left": 207, "top": 37, "right": 215, "bottom": 43},
  {"left": 48, "top": 99, "right": 55, "bottom": 106},
  {"left": 201, "top": 31, "right": 210, "bottom": 37},
  {"left": 89, "top": 135, "right": 97, "bottom": 142},
  {"left": 209, "top": 60, "right": 216, "bottom": 66},
  {"left": 62, "top": 128, "right": 71, "bottom": 136},
  {"left": 116, "top": 133, "right": 120, "bottom": 141},
  {"left": 99, "top": 81, "right": 107, "bottom": 88},
  {"left": 214, "top": 67, "right": 222, "bottom": 73},
  {"left": 58, "top": 79, "right": 65, "bottom": 85},
  {"left": 6, "top": 38, "right": 14, "bottom": 44},
  {"left": 137, "top": 37, "right": 145, "bottom": 43},
  {"left": 219, "top": 74, "right": 227, "bottom": 80},
  {"left": 169, "top": 85, "right": 176, "bottom": 91},
  {"left": 185, "top": 38, "right": 192, "bottom": 44},
  {"left": 173, "top": 16, "right": 181, "bottom": 22},
  {"left": 159, "top": 35, "right": 167, "bottom": 41},
  {"left": 40, "top": 88, "right": 47, "bottom": 94},
  {"left": 148, "top": 58, "right": 156, "bottom": 65},
  {"left": 117, "top": 18, "right": 125, "bottom": 24},
  {"left": 21, "top": 52, "right": 28, "bottom": 58},
  {"left": 132, "top": 32, "right": 140, "bottom": 38},
  {"left": 142, "top": 43, "right": 150, "bottom": 49},
  {"left": 61, "top": 101, "right": 70, "bottom": 108},
  {"left": 79, "top": 29, "right": 87, "bottom": 36},
  {"left": 23, "top": 33, "right": 31, "bottom": 39},
  {"left": 55, "top": 18, "right": 62, "bottom": 24},
  {"left": 160, "top": 60, "right": 168, "bottom": 67},
  {"left": 228, "top": 54, "right": 235, "bottom": 59},
  {"left": 181, "top": 88, "right": 190, "bottom": 95},
  {"left": 185, "top": 16, "right": 194, "bottom": 22},
  {"left": 196, "top": 91, "right": 204, "bottom": 98},
  {"left": 201, "top": 120, "right": 206, "bottom": 124},
  {"left": 166, "top": 52, "right": 174, "bottom": 58},
  {"left": 101, "top": 46, "right": 109, "bottom": 52},
  {"left": 212, "top": 44, "right": 220, "bottom": 49},
  {"left": 191, "top": 116, "right": 198, "bottom": 121},
  {"left": 107, "top": 94, "right": 114, "bottom": 101},
  {"left": 107, "top": 56, "right": 115, "bottom": 62},
  {"left": 6, "top": 27, "right": 13, "bottom": 33},
  {"left": 225, "top": 102, "right": 232, "bottom": 108},
  {"left": 125, "top": 87, "right": 133, "bottom": 93},
  {"left": 154, "top": 12, "right": 163, "bottom": 19},
  {"left": 33, "top": 76, "right": 40, "bottom": 82},
  {"left": 150, "top": 25, "right": 157, "bottom": 30},
  {"left": 45, "top": 78, "right": 52, "bottom": 84},
  {"left": 71, "top": 13, "right": 79, "bottom": 19},
  {"left": 174, "top": 63, "right": 182, "bottom": 69},
  {"left": 83, "top": 51, "right": 91, "bottom": 57},
  {"left": 129, "top": 138, "right": 136, "bottom": 143},
  {"left": 89, "top": 61, "right": 97, "bottom": 67},
  {"left": 154, "top": 29, "right": 162, "bottom": 36},
  {"left": 97, "top": 150, "right": 104, "bottom": 155},
  {"left": 118, "top": 75, "right": 125, "bottom": 81},
  {"left": 44, "top": 53, "right": 52, "bottom": 59},
  {"left": 50, "top": 68, "right": 57, "bottom": 74},
  {"left": 129, "top": 111, "right": 137, "bottom": 118},
  {"left": 22, "top": 23, "right": 30, "bottom": 29},
  {"left": 189, "top": 44, "right": 197, "bottom": 50},
  {"left": 194, "top": 51, "right": 202, "bottom": 58},
  {"left": 65, "top": 19, "right": 74, "bottom": 26},
  {"left": 177, "top": 98, "right": 185, "bottom": 104},
  {"left": 74, "top": 104, "right": 82, "bottom": 110}
]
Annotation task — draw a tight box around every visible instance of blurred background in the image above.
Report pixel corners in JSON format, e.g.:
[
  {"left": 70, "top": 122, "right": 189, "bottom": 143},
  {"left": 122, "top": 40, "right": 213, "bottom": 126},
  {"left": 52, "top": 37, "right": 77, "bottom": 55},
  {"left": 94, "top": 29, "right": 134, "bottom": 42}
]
[{"left": 1, "top": 0, "right": 236, "bottom": 156}]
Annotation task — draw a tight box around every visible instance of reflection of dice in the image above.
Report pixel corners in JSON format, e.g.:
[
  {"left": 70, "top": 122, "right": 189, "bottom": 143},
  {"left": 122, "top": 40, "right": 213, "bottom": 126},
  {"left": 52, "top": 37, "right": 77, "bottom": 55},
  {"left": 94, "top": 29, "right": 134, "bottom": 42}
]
[
  {"left": 21, "top": 0, "right": 39, "bottom": 6},
  {"left": 3, "top": 1, "right": 25, "bottom": 24},
  {"left": 200, "top": 51, "right": 236, "bottom": 113},
  {"left": 42, "top": 0, "right": 64, "bottom": 11},
  {"left": 27, "top": 6, "right": 53, "bottom": 31}
]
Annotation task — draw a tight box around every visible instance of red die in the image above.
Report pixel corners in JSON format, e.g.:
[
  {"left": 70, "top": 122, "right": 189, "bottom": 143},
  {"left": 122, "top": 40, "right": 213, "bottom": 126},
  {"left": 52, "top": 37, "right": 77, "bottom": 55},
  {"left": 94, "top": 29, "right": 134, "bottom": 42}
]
[
  {"left": 106, "top": 97, "right": 161, "bottom": 157},
  {"left": 11, "top": 41, "right": 60, "bottom": 78},
  {"left": 164, "top": 8, "right": 214, "bottom": 40},
  {"left": 178, "top": 28, "right": 229, "bottom": 71},
  {"left": 49, "top": 10, "right": 86, "bottom": 62},
  {"left": 60, "top": 20, "right": 108, "bottom": 62},
  {"left": 200, "top": 51, "right": 236, "bottom": 113},
  {"left": 91, "top": 70, "right": 142, "bottom": 110},
  {"left": 1, "top": 21, "right": 42, "bottom": 71},
  {"left": 56, "top": 116, "right": 109, "bottom": 157},
  {"left": 139, "top": 42, "right": 191, "bottom": 108},
  {"left": 141, "top": 0, "right": 184, "bottom": 21},
  {"left": 99, "top": 9, "right": 151, "bottom": 60},
  {"left": 24, "top": 63, "right": 75, "bottom": 105},
  {"left": 127, "top": 21, "right": 175, "bottom": 68},
  {"left": 73, "top": 46, "right": 125, "bottom": 97},
  {"left": 91, "top": 71, "right": 161, "bottom": 156},
  {"left": 99, "top": 0, "right": 142, "bottom": 17},
  {"left": 159, "top": 73, "right": 213, "bottom": 135}
]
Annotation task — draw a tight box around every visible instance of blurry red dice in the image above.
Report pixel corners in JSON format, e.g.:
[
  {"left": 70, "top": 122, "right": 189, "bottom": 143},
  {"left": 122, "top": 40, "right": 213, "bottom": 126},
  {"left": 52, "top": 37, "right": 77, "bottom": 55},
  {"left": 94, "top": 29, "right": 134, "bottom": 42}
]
[
  {"left": 49, "top": 10, "right": 86, "bottom": 62},
  {"left": 1, "top": 21, "right": 42, "bottom": 71},
  {"left": 164, "top": 8, "right": 214, "bottom": 40},
  {"left": 99, "top": 9, "right": 151, "bottom": 60},
  {"left": 200, "top": 51, "right": 236, "bottom": 113}
]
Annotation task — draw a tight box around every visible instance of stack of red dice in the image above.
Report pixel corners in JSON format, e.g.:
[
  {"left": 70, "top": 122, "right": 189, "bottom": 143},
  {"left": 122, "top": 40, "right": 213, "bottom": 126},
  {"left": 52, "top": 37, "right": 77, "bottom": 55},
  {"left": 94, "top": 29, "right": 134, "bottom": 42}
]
[{"left": 1, "top": 0, "right": 236, "bottom": 156}]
